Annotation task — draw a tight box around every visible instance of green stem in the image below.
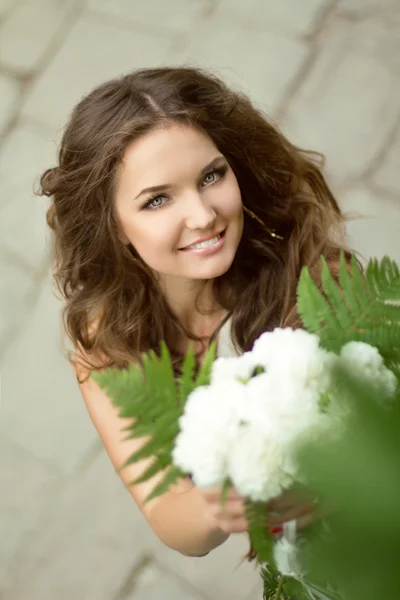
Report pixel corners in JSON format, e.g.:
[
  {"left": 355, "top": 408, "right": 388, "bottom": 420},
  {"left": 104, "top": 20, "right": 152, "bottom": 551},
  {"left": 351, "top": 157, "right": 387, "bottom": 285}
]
[{"left": 274, "top": 575, "right": 284, "bottom": 600}]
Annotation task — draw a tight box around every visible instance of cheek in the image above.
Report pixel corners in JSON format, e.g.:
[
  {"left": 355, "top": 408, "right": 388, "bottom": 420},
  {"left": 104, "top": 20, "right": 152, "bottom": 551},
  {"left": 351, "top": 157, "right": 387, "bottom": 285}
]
[
  {"left": 131, "top": 217, "right": 179, "bottom": 253},
  {"left": 223, "top": 183, "right": 242, "bottom": 218}
]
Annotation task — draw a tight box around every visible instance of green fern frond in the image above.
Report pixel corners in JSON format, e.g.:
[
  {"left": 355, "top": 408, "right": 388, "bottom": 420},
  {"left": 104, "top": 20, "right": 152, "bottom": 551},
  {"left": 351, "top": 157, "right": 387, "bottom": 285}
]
[
  {"left": 127, "top": 452, "right": 171, "bottom": 485},
  {"left": 260, "top": 562, "right": 281, "bottom": 600},
  {"left": 245, "top": 500, "right": 274, "bottom": 565},
  {"left": 177, "top": 342, "right": 197, "bottom": 404},
  {"left": 123, "top": 420, "right": 180, "bottom": 466},
  {"left": 195, "top": 340, "right": 217, "bottom": 386},
  {"left": 297, "top": 251, "right": 400, "bottom": 355},
  {"left": 145, "top": 465, "right": 187, "bottom": 503}
]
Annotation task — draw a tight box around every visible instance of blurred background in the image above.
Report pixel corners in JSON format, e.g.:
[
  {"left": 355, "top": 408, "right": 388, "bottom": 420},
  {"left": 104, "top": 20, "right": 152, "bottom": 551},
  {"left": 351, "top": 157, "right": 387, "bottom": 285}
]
[{"left": 0, "top": 0, "right": 399, "bottom": 598}]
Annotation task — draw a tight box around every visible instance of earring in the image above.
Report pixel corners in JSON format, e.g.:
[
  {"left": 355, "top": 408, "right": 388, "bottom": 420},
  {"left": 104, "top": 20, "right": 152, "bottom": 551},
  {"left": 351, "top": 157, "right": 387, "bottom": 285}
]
[{"left": 242, "top": 205, "right": 284, "bottom": 240}]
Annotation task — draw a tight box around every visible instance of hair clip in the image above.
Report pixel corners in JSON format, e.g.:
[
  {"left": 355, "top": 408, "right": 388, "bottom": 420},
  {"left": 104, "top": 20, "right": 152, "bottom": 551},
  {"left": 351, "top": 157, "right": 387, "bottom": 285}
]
[{"left": 243, "top": 205, "right": 284, "bottom": 240}]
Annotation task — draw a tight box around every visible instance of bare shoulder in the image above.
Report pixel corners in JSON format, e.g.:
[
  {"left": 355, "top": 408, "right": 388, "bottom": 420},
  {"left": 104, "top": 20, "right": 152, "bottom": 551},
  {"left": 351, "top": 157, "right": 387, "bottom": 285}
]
[{"left": 70, "top": 319, "right": 194, "bottom": 520}]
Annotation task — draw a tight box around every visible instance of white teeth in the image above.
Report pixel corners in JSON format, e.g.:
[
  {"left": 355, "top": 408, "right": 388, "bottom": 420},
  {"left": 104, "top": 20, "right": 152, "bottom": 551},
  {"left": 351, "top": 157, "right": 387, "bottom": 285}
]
[{"left": 186, "top": 234, "right": 221, "bottom": 250}]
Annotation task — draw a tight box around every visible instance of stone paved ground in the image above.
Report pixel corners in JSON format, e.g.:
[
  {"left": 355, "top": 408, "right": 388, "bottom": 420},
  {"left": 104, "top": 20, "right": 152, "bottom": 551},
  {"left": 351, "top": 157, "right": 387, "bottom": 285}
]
[{"left": 0, "top": 0, "right": 399, "bottom": 598}]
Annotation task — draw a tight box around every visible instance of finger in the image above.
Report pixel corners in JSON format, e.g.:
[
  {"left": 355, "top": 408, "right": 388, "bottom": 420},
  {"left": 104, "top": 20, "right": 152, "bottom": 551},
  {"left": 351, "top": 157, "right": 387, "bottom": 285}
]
[
  {"left": 210, "top": 500, "right": 246, "bottom": 520},
  {"left": 271, "top": 504, "right": 331, "bottom": 535},
  {"left": 270, "top": 504, "right": 315, "bottom": 528},
  {"left": 219, "top": 517, "right": 249, "bottom": 534},
  {"left": 202, "top": 486, "right": 243, "bottom": 501},
  {"left": 267, "top": 488, "right": 314, "bottom": 512},
  {"left": 296, "top": 511, "right": 317, "bottom": 531}
]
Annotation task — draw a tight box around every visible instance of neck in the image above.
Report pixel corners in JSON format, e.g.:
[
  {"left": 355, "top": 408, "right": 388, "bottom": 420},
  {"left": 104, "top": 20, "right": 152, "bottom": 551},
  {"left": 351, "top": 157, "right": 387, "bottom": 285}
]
[{"left": 158, "top": 276, "right": 224, "bottom": 336}]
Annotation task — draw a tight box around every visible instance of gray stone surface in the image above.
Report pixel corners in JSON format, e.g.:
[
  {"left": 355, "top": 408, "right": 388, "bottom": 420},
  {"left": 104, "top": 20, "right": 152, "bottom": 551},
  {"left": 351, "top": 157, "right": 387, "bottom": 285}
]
[
  {"left": 346, "top": 216, "right": 400, "bottom": 267},
  {"left": 246, "top": 580, "right": 265, "bottom": 600},
  {"left": 0, "top": 0, "right": 399, "bottom": 599},
  {"left": 339, "top": 184, "right": 400, "bottom": 220},
  {"left": 0, "top": 257, "right": 37, "bottom": 349},
  {"left": 338, "top": 0, "right": 400, "bottom": 17},
  {"left": 373, "top": 129, "right": 400, "bottom": 195},
  {"left": 21, "top": 12, "right": 180, "bottom": 131},
  {"left": 0, "top": 435, "right": 61, "bottom": 594},
  {"left": 0, "top": 268, "right": 99, "bottom": 473},
  {"left": 87, "top": 0, "right": 209, "bottom": 35},
  {"left": 284, "top": 18, "right": 400, "bottom": 183},
  {"left": 3, "top": 448, "right": 160, "bottom": 600},
  {"left": 179, "top": 15, "right": 309, "bottom": 115},
  {"left": 156, "top": 533, "right": 261, "bottom": 600},
  {"left": 0, "top": 122, "right": 55, "bottom": 270},
  {"left": 0, "top": 73, "right": 20, "bottom": 137},
  {"left": 215, "top": 0, "right": 327, "bottom": 35},
  {"left": 339, "top": 185, "right": 400, "bottom": 265},
  {"left": 126, "top": 563, "right": 207, "bottom": 600},
  {"left": 0, "top": 0, "right": 15, "bottom": 20},
  {"left": 0, "top": 0, "right": 77, "bottom": 74}
]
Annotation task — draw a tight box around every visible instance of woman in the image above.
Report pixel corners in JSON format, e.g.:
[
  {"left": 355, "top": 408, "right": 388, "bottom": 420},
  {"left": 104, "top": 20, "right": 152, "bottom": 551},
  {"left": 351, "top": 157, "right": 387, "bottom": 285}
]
[{"left": 38, "top": 66, "right": 357, "bottom": 559}]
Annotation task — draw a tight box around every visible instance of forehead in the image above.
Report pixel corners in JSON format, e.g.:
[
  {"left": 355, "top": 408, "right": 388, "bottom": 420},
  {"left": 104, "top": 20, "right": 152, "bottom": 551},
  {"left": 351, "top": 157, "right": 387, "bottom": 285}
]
[{"left": 121, "top": 123, "right": 218, "bottom": 174}]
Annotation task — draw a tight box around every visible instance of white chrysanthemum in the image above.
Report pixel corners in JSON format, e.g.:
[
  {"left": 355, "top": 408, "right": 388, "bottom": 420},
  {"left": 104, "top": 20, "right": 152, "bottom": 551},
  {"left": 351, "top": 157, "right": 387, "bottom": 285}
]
[
  {"left": 172, "top": 381, "right": 243, "bottom": 487},
  {"left": 227, "top": 424, "right": 296, "bottom": 502},
  {"left": 339, "top": 341, "right": 398, "bottom": 398},
  {"left": 252, "top": 328, "right": 338, "bottom": 396},
  {"left": 211, "top": 351, "right": 261, "bottom": 385},
  {"left": 244, "top": 373, "right": 326, "bottom": 446},
  {"left": 273, "top": 538, "right": 304, "bottom": 578}
]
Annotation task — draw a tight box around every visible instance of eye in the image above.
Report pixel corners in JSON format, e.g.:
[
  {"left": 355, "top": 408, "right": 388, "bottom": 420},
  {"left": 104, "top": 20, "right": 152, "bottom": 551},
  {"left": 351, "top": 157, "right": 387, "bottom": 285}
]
[
  {"left": 142, "top": 194, "right": 168, "bottom": 211},
  {"left": 203, "top": 166, "right": 226, "bottom": 186},
  {"left": 203, "top": 170, "right": 218, "bottom": 185},
  {"left": 203, "top": 169, "right": 222, "bottom": 185}
]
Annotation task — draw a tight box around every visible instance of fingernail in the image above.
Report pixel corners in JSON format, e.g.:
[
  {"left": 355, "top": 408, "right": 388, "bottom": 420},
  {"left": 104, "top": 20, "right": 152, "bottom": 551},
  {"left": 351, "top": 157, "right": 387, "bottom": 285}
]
[
  {"left": 299, "top": 505, "right": 314, "bottom": 516},
  {"left": 270, "top": 525, "right": 283, "bottom": 535}
]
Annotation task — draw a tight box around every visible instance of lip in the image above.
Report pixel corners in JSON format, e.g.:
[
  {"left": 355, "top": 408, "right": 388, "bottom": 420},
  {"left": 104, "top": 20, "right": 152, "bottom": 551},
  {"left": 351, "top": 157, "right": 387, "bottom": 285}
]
[
  {"left": 179, "top": 229, "right": 225, "bottom": 250},
  {"left": 179, "top": 229, "right": 226, "bottom": 256}
]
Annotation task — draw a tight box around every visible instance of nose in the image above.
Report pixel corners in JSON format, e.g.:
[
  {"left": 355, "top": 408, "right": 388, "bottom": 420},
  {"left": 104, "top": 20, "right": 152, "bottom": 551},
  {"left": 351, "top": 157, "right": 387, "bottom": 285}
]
[{"left": 184, "top": 193, "right": 217, "bottom": 231}]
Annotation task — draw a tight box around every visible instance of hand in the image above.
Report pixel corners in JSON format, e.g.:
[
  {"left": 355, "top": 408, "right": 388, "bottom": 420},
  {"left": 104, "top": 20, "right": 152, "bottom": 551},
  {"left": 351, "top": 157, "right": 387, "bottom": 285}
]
[
  {"left": 266, "top": 487, "right": 322, "bottom": 534},
  {"left": 199, "top": 484, "right": 323, "bottom": 536},
  {"left": 199, "top": 485, "right": 249, "bottom": 534}
]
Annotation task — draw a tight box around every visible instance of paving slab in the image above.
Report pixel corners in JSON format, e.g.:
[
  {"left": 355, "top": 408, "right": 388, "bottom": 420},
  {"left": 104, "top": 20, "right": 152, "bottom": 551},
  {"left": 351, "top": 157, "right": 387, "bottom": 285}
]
[
  {"left": 87, "top": 0, "right": 210, "bottom": 36},
  {"left": 346, "top": 216, "right": 400, "bottom": 267},
  {"left": 0, "top": 0, "right": 17, "bottom": 20},
  {"left": 179, "top": 14, "right": 309, "bottom": 116},
  {"left": 21, "top": 11, "right": 181, "bottom": 132},
  {"left": 0, "top": 73, "right": 20, "bottom": 138},
  {"left": 0, "top": 268, "right": 99, "bottom": 473},
  {"left": 339, "top": 185, "right": 400, "bottom": 265},
  {"left": 0, "top": 0, "right": 78, "bottom": 74},
  {"left": 215, "top": 0, "right": 328, "bottom": 36},
  {"left": 339, "top": 184, "right": 400, "bottom": 222},
  {"left": 0, "top": 121, "right": 55, "bottom": 270},
  {"left": 245, "top": 578, "right": 265, "bottom": 600},
  {"left": 0, "top": 256, "right": 37, "bottom": 351},
  {"left": 0, "top": 3, "right": 399, "bottom": 600},
  {"left": 338, "top": 0, "right": 400, "bottom": 17},
  {"left": 2, "top": 448, "right": 160, "bottom": 600},
  {"left": 124, "top": 562, "right": 207, "bottom": 600},
  {"left": 156, "top": 532, "right": 262, "bottom": 600},
  {"left": 283, "top": 17, "right": 400, "bottom": 183},
  {"left": 373, "top": 128, "right": 400, "bottom": 195},
  {"left": 0, "top": 435, "right": 61, "bottom": 595}
]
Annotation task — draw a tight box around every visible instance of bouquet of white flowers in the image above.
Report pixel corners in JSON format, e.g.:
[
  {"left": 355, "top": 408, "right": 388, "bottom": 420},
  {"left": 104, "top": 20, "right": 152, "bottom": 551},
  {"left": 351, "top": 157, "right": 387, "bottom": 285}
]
[
  {"left": 92, "top": 252, "right": 400, "bottom": 600},
  {"left": 173, "top": 329, "right": 396, "bottom": 504}
]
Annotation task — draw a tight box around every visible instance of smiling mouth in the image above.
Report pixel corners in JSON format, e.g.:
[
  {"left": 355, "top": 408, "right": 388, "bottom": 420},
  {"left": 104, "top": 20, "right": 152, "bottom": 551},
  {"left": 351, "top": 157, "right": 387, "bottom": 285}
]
[{"left": 179, "top": 229, "right": 226, "bottom": 251}]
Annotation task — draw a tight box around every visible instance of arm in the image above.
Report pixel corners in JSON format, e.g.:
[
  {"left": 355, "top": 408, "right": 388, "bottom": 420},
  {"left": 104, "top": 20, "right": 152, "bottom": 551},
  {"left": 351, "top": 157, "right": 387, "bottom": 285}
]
[{"left": 71, "top": 355, "right": 230, "bottom": 557}]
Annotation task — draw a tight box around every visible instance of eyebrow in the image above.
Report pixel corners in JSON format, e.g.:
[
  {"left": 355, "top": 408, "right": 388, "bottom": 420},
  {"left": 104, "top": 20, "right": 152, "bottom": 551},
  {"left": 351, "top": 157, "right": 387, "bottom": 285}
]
[{"left": 134, "top": 155, "right": 227, "bottom": 200}]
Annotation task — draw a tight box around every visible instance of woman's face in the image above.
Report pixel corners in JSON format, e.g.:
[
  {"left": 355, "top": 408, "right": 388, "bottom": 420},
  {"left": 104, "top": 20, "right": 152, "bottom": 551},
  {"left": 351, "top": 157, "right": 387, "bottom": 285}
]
[{"left": 114, "top": 123, "right": 244, "bottom": 285}]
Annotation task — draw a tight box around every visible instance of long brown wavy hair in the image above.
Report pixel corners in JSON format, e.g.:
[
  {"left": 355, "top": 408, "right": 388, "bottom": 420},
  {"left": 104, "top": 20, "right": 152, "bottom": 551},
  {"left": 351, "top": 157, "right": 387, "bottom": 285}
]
[{"left": 38, "top": 66, "right": 362, "bottom": 561}]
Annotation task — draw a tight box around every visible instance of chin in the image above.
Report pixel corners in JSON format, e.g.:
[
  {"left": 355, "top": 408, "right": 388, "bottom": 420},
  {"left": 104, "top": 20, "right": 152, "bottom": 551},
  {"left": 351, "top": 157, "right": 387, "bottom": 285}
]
[{"left": 193, "top": 252, "right": 236, "bottom": 280}]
